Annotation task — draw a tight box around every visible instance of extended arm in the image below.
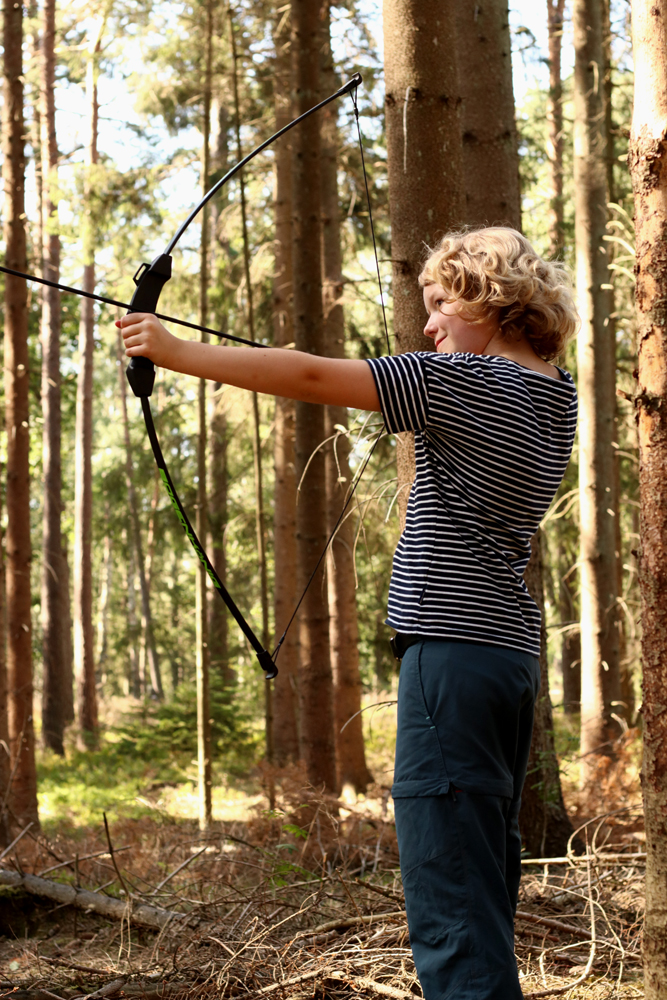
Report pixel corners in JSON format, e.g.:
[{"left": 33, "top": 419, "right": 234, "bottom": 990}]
[{"left": 119, "top": 313, "right": 381, "bottom": 411}]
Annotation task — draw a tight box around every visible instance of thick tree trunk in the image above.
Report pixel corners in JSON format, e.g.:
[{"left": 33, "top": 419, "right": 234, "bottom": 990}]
[
  {"left": 40, "top": 0, "right": 66, "bottom": 755},
  {"left": 272, "top": 7, "right": 300, "bottom": 765},
  {"left": 383, "top": 0, "right": 464, "bottom": 527},
  {"left": 520, "top": 534, "right": 576, "bottom": 857},
  {"left": 546, "top": 0, "right": 566, "bottom": 257},
  {"left": 74, "top": 21, "right": 103, "bottom": 747},
  {"left": 291, "top": 0, "right": 336, "bottom": 791},
  {"left": 628, "top": 4, "right": 667, "bottom": 993},
  {"left": 3, "top": 0, "right": 39, "bottom": 828},
  {"left": 321, "top": 8, "right": 372, "bottom": 794},
  {"left": 455, "top": 1, "right": 520, "bottom": 227},
  {"left": 0, "top": 480, "right": 9, "bottom": 845},
  {"left": 573, "top": 0, "right": 622, "bottom": 783},
  {"left": 454, "top": 0, "right": 573, "bottom": 855}
]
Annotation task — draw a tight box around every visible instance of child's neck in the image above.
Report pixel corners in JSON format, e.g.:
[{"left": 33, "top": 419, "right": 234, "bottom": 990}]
[{"left": 482, "top": 331, "right": 562, "bottom": 381}]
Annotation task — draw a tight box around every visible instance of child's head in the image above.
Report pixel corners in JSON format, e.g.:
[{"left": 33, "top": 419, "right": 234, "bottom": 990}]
[{"left": 419, "top": 227, "right": 579, "bottom": 361}]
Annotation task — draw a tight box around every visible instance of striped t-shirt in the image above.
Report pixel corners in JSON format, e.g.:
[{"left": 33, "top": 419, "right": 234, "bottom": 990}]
[{"left": 367, "top": 352, "right": 577, "bottom": 656}]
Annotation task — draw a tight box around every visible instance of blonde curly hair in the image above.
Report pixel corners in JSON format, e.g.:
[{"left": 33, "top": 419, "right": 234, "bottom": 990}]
[{"left": 418, "top": 227, "right": 579, "bottom": 361}]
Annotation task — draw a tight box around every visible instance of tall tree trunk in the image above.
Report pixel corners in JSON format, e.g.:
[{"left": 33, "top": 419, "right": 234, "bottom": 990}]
[
  {"left": 28, "top": 8, "right": 42, "bottom": 274},
  {"left": 125, "top": 539, "right": 140, "bottom": 698},
  {"left": 0, "top": 479, "right": 9, "bottom": 845},
  {"left": 3, "top": 0, "right": 39, "bottom": 828},
  {"left": 559, "top": 553, "right": 582, "bottom": 714},
  {"left": 272, "top": 6, "right": 300, "bottom": 765},
  {"left": 629, "top": 4, "right": 667, "bottom": 993},
  {"left": 61, "top": 534, "right": 74, "bottom": 725},
  {"left": 96, "top": 530, "right": 112, "bottom": 690},
  {"left": 208, "top": 98, "right": 231, "bottom": 689},
  {"left": 383, "top": 0, "right": 464, "bottom": 527},
  {"left": 520, "top": 534, "right": 577, "bottom": 856},
  {"left": 74, "top": 17, "right": 104, "bottom": 747},
  {"left": 196, "top": 0, "right": 214, "bottom": 832},
  {"left": 455, "top": 0, "right": 521, "bottom": 227},
  {"left": 229, "top": 9, "right": 273, "bottom": 782},
  {"left": 602, "top": 0, "right": 633, "bottom": 724},
  {"left": 546, "top": 0, "right": 566, "bottom": 257},
  {"left": 574, "top": 0, "right": 622, "bottom": 784},
  {"left": 291, "top": 0, "right": 336, "bottom": 792},
  {"left": 455, "top": 0, "right": 574, "bottom": 854},
  {"left": 116, "top": 333, "right": 162, "bottom": 700},
  {"left": 40, "top": 0, "right": 66, "bottom": 755},
  {"left": 321, "top": 6, "right": 372, "bottom": 794}
]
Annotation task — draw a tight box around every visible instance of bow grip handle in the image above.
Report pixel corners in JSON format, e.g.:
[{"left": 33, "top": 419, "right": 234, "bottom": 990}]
[{"left": 125, "top": 253, "right": 173, "bottom": 398}]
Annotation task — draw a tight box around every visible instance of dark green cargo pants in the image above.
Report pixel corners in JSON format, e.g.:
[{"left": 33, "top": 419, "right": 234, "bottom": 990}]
[{"left": 392, "top": 639, "right": 540, "bottom": 1000}]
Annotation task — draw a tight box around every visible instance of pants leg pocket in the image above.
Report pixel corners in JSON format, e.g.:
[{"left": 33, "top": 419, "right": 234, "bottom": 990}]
[
  {"left": 395, "top": 796, "right": 473, "bottom": 1000},
  {"left": 393, "top": 646, "right": 450, "bottom": 797}
]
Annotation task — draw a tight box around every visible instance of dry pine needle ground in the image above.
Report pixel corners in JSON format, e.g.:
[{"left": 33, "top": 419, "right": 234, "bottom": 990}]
[{"left": 0, "top": 783, "right": 645, "bottom": 1000}]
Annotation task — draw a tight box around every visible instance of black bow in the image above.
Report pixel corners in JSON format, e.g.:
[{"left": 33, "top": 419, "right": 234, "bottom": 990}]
[{"left": 124, "top": 73, "right": 366, "bottom": 681}]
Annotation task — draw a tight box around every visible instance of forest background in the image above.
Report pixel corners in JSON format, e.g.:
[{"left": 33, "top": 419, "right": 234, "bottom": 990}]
[{"left": 0, "top": 0, "right": 643, "bottom": 863}]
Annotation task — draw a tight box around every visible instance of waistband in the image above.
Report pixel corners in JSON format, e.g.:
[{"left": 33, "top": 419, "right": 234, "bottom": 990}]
[{"left": 389, "top": 633, "right": 430, "bottom": 660}]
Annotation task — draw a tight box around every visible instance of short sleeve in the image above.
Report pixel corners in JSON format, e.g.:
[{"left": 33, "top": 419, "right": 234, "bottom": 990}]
[{"left": 366, "top": 353, "right": 429, "bottom": 433}]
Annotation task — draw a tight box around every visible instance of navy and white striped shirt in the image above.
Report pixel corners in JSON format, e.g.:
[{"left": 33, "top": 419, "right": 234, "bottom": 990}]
[{"left": 367, "top": 352, "right": 577, "bottom": 656}]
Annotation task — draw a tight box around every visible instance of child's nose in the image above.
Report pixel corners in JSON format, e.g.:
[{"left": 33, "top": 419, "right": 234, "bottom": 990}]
[{"left": 423, "top": 315, "right": 437, "bottom": 338}]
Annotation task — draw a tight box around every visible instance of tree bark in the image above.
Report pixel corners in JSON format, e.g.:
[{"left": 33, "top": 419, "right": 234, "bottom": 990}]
[
  {"left": 455, "top": 0, "right": 520, "bottom": 227},
  {"left": 573, "top": 0, "right": 622, "bottom": 783},
  {"left": 272, "top": 6, "right": 300, "bottom": 766},
  {"left": 74, "top": 17, "right": 104, "bottom": 747},
  {"left": 559, "top": 558, "right": 582, "bottom": 714},
  {"left": 208, "top": 98, "right": 231, "bottom": 690},
  {"left": 116, "top": 334, "right": 162, "bottom": 701},
  {"left": 0, "top": 475, "right": 9, "bottom": 846},
  {"left": 61, "top": 534, "right": 74, "bottom": 725},
  {"left": 3, "top": 0, "right": 39, "bottom": 828},
  {"left": 229, "top": 8, "right": 273, "bottom": 786},
  {"left": 321, "top": 6, "right": 372, "bottom": 794},
  {"left": 96, "top": 530, "right": 112, "bottom": 690},
  {"left": 125, "top": 540, "right": 140, "bottom": 698},
  {"left": 383, "top": 0, "right": 464, "bottom": 527},
  {"left": 520, "top": 534, "right": 577, "bottom": 857},
  {"left": 546, "top": 0, "right": 566, "bottom": 257},
  {"left": 196, "top": 0, "right": 214, "bottom": 831},
  {"left": 454, "top": 0, "right": 573, "bottom": 853},
  {"left": 628, "top": 3, "right": 667, "bottom": 993},
  {"left": 40, "top": 0, "right": 66, "bottom": 756},
  {"left": 291, "top": 0, "right": 336, "bottom": 791}
]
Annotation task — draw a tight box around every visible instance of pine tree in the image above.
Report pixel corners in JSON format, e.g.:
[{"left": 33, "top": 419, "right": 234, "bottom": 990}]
[
  {"left": 3, "top": 0, "right": 39, "bottom": 828},
  {"left": 629, "top": 2, "right": 667, "bottom": 993}
]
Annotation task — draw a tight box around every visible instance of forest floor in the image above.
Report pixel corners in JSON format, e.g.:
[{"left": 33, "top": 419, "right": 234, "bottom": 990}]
[{"left": 0, "top": 699, "right": 646, "bottom": 1000}]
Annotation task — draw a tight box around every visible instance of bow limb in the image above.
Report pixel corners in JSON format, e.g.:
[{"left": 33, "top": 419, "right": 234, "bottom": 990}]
[{"left": 124, "top": 74, "right": 364, "bottom": 679}]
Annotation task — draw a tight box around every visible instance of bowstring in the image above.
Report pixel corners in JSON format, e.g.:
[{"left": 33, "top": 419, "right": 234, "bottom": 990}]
[
  {"left": 272, "top": 82, "right": 390, "bottom": 662},
  {"left": 351, "top": 84, "right": 391, "bottom": 355},
  {"left": 0, "top": 263, "right": 266, "bottom": 347}
]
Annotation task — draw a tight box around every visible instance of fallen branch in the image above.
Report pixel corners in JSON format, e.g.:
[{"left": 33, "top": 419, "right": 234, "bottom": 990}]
[
  {"left": 0, "top": 869, "right": 190, "bottom": 930},
  {"left": 327, "top": 971, "right": 414, "bottom": 1000},
  {"left": 78, "top": 979, "right": 127, "bottom": 1000},
  {"left": 295, "top": 910, "right": 405, "bottom": 939},
  {"left": 515, "top": 910, "right": 597, "bottom": 942},
  {"left": 246, "top": 969, "right": 331, "bottom": 997}
]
